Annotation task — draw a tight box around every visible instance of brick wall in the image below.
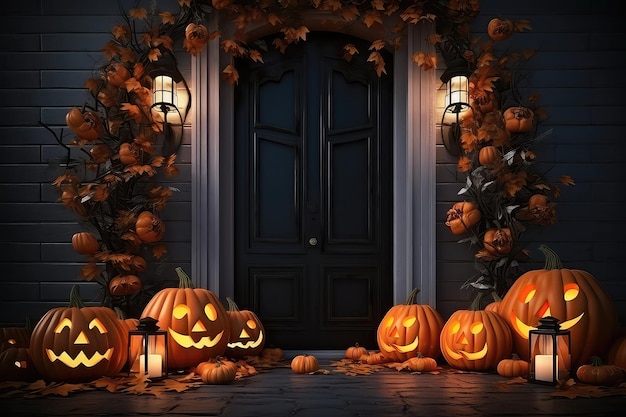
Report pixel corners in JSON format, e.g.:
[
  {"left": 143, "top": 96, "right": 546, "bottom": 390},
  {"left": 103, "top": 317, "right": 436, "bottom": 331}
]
[
  {"left": 0, "top": 0, "right": 191, "bottom": 325},
  {"left": 0, "top": 0, "right": 624, "bottom": 327}
]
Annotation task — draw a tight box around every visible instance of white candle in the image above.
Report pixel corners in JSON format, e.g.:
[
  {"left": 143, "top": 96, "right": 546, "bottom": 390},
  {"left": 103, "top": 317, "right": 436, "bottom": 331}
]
[
  {"left": 139, "top": 354, "right": 162, "bottom": 378},
  {"left": 535, "top": 354, "right": 557, "bottom": 382}
]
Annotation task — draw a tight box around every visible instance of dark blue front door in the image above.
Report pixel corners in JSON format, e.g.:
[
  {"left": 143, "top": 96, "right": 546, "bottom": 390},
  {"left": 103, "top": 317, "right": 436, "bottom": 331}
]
[{"left": 234, "top": 32, "right": 393, "bottom": 349}]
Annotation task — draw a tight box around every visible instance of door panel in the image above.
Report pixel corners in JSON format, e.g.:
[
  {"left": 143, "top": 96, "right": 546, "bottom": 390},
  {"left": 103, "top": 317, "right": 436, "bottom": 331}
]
[{"left": 235, "top": 32, "right": 392, "bottom": 349}]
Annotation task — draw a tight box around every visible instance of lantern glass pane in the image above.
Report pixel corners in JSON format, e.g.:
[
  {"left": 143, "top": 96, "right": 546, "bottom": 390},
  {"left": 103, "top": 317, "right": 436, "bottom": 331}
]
[
  {"left": 153, "top": 75, "right": 178, "bottom": 109},
  {"left": 128, "top": 331, "right": 167, "bottom": 378},
  {"left": 529, "top": 332, "right": 570, "bottom": 383},
  {"left": 445, "top": 75, "right": 469, "bottom": 111}
]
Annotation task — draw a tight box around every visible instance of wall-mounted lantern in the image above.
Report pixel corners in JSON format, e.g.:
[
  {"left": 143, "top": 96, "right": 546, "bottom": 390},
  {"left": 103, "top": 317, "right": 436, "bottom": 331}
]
[
  {"left": 146, "top": 49, "right": 191, "bottom": 155},
  {"left": 440, "top": 67, "right": 472, "bottom": 157}
]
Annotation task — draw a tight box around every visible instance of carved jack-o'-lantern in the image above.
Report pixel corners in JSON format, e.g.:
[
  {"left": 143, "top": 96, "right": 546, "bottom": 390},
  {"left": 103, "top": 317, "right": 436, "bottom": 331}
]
[
  {"left": 29, "top": 286, "right": 128, "bottom": 382},
  {"left": 224, "top": 297, "right": 265, "bottom": 358},
  {"left": 140, "top": 267, "right": 230, "bottom": 371},
  {"left": 0, "top": 347, "right": 39, "bottom": 381},
  {"left": 440, "top": 308, "right": 512, "bottom": 371},
  {"left": 0, "top": 324, "right": 31, "bottom": 353},
  {"left": 377, "top": 288, "right": 444, "bottom": 362},
  {"left": 498, "top": 245, "right": 618, "bottom": 368}
]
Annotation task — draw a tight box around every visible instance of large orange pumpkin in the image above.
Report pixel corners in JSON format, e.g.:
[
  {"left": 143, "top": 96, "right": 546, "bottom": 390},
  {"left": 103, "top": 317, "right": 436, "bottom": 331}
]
[
  {"left": 29, "top": 286, "right": 128, "bottom": 382},
  {"left": 497, "top": 245, "right": 618, "bottom": 368},
  {"left": 440, "top": 307, "right": 512, "bottom": 371},
  {"left": 444, "top": 201, "right": 482, "bottom": 235},
  {"left": 140, "top": 267, "right": 230, "bottom": 371},
  {"left": 224, "top": 297, "right": 265, "bottom": 358},
  {"left": 377, "top": 288, "right": 444, "bottom": 362}
]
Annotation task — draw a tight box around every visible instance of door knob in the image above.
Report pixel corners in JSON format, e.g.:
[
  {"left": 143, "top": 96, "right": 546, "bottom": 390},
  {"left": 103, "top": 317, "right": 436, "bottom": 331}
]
[{"left": 308, "top": 237, "right": 318, "bottom": 246}]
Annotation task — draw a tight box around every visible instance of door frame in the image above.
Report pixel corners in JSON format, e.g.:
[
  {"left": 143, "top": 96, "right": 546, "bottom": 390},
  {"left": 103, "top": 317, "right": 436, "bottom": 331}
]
[{"left": 190, "top": 14, "right": 437, "bottom": 307}]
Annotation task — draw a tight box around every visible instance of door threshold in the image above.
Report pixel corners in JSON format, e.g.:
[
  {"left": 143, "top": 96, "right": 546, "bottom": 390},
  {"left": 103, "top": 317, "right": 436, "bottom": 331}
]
[{"left": 283, "top": 350, "right": 344, "bottom": 360}]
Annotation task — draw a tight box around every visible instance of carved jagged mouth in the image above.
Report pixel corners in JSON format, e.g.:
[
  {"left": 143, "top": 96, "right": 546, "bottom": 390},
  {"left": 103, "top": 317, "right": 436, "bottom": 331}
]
[
  {"left": 46, "top": 348, "right": 113, "bottom": 368},
  {"left": 227, "top": 331, "right": 264, "bottom": 349},
  {"left": 511, "top": 312, "right": 584, "bottom": 339},
  {"left": 379, "top": 336, "right": 419, "bottom": 354},
  {"left": 443, "top": 343, "right": 488, "bottom": 361},
  {"left": 168, "top": 329, "right": 224, "bottom": 349}
]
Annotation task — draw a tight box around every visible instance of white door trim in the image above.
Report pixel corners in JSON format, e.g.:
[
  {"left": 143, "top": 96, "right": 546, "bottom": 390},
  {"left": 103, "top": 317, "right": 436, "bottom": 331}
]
[{"left": 191, "top": 19, "right": 437, "bottom": 306}]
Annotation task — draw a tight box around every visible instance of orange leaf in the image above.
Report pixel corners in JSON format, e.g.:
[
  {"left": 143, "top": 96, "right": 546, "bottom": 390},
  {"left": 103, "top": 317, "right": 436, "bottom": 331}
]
[
  {"left": 147, "top": 48, "right": 162, "bottom": 62},
  {"left": 363, "top": 10, "right": 383, "bottom": 28},
  {"left": 120, "top": 103, "right": 142, "bottom": 123},
  {"left": 223, "top": 64, "right": 240, "bottom": 85},
  {"left": 369, "top": 39, "right": 385, "bottom": 51},
  {"left": 514, "top": 19, "right": 532, "bottom": 33},
  {"left": 160, "top": 11, "right": 175, "bottom": 25},
  {"left": 129, "top": 8, "right": 147, "bottom": 19},
  {"left": 79, "top": 262, "right": 102, "bottom": 281},
  {"left": 367, "top": 51, "right": 387, "bottom": 76},
  {"left": 93, "top": 377, "right": 127, "bottom": 393},
  {"left": 124, "top": 77, "right": 142, "bottom": 93},
  {"left": 112, "top": 24, "right": 130, "bottom": 40},
  {"left": 560, "top": 175, "right": 575, "bottom": 186},
  {"left": 340, "top": 5, "right": 360, "bottom": 22}
]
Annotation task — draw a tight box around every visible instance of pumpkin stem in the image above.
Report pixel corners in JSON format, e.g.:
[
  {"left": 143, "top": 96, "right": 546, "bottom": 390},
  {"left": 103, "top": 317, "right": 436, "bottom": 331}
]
[
  {"left": 226, "top": 297, "right": 241, "bottom": 312},
  {"left": 538, "top": 244, "right": 563, "bottom": 270},
  {"left": 175, "top": 267, "right": 195, "bottom": 289},
  {"left": 68, "top": 285, "right": 87, "bottom": 309},
  {"left": 405, "top": 288, "right": 421, "bottom": 305},
  {"left": 590, "top": 356, "right": 603, "bottom": 366}
]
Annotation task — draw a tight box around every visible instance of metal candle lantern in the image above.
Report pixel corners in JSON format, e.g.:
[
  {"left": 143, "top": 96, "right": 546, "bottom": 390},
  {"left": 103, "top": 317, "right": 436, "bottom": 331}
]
[
  {"left": 528, "top": 316, "right": 571, "bottom": 384},
  {"left": 128, "top": 317, "right": 168, "bottom": 379}
]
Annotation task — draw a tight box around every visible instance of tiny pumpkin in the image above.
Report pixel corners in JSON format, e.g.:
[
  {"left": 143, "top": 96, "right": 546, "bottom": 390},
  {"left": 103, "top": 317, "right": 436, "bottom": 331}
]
[
  {"left": 478, "top": 145, "right": 501, "bottom": 167},
  {"left": 401, "top": 352, "right": 438, "bottom": 372},
  {"left": 71, "top": 231, "right": 99, "bottom": 255},
  {"left": 576, "top": 356, "right": 625, "bottom": 386},
  {"left": 65, "top": 107, "right": 104, "bottom": 141},
  {"left": 109, "top": 274, "right": 142, "bottom": 297},
  {"left": 291, "top": 354, "right": 319, "bottom": 374},
  {"left": 345, "top": 342, "right": 368, "bottom": 361},
  {"left": 445, "top": 201, "right": 482, "bottom": 235},
  {"left": 503, "top": 106, "right": 534, "bottom": 133},
  {"left": 135, "top": 211, "right": 165, "bottom": 243},
  {"left": 497, "top": 354, "right": 529, "bottom": 378},
  {"left": 487, "top": 17, "right": 514, "bottom": 41},
  {"left": 184, "top": 23, "right": 210, "bottom": 56},
  {"left": 200, "top": 359, "right": 237, "bottom": 384}
]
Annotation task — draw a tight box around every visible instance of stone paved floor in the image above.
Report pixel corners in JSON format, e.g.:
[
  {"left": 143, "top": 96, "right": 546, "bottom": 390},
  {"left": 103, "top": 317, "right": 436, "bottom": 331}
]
[{"left": 2, "top": 351, "right": 625, "bottom": 417}]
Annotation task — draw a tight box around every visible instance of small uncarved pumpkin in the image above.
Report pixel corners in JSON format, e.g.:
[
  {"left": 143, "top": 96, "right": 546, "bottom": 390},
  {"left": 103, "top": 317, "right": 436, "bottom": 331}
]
[
  {"left": 200, "top": 359, "right": 237, "bottom": 384},
  {"left": 445, "top": 201, "right": 482, "bottom": 235},
  {"left": 135, "top": 211, "right": 165, "bottom": 243},
  {"left": 291, "top": 354, "right": 319, "bottom": 374},
  {"left": 478, "top": 145, "right": 501, "bottom": 167},
  {"left": 483, "top": 228, "right": 513, "bottom": 257},
  {"left": 71, "top": 232, "right": 99, "bottom": 255},
  {"left": 497, "top": 354, "right": 529, "bottom": 378},
  {"left": 260, "top": 347, "right": 284, "bottom": 362},
  {"left": 345, "top": 343, "right": 368, "bottom": 361},
  {"left": 184, "top": 23, "right": 210, "bottom": 56},
  {"left": 401, "top": 352, "right": 438, "bottom": 372},
  {"left": 576, "top": 356, "right": 625, "bottom": 386}
]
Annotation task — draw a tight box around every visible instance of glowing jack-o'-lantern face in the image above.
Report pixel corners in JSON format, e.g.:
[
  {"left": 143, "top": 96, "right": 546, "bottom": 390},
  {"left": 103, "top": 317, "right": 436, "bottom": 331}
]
[
  {"left": 29, "top": 287, "right": 128, "bottom": 382},
  {"left": 141, "top": 267, "right": 230, "bottom": 371},
  {"left": 497, "top": 245, "right": 618, "bottom": 369},
  {"left": 376, "top": 289, "right": 444, "bottom": 362},
  {"left": 440, "top": 309, "right": 512, "bottom": 372},
  {"left": 225, "top": 297, "right": 265, "bottom": 358}
]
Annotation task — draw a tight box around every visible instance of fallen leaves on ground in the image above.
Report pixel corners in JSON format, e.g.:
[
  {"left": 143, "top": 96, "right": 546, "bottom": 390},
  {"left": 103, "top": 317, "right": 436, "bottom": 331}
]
[
  {"left": 550, "top": 380, "right": 626, "bottom": 399},
  {"left": 330, "top": 358, "right": 387, "bottom": 376}
]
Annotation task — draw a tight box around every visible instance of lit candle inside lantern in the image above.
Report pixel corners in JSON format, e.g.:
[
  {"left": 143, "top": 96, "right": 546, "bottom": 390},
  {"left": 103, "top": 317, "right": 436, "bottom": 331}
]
[
  {"left": 139, "top": 354, "right": 162, "bottom": 378},
  {"left": 535, "top": 354, "right": 557, "bottom": 382}
]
